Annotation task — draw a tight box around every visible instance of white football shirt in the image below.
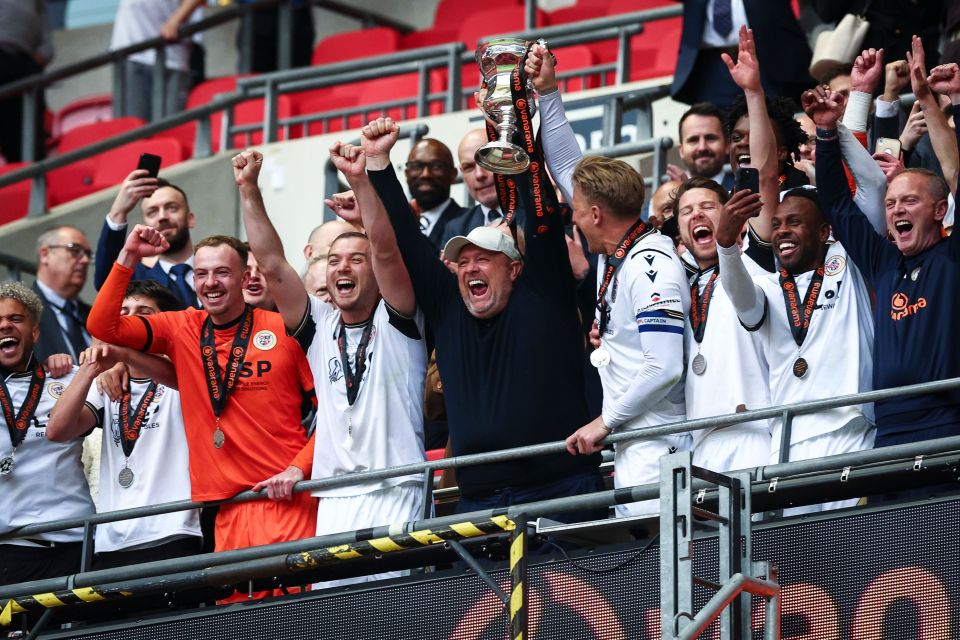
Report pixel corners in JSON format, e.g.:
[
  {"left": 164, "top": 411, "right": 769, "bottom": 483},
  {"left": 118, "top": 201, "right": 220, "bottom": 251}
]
[
  {"left": 86, "top": 379, "right": 200, "bottom": 552},
  {"left": 295, "top": 297, "right": 427, "bottom": 497},
  {"left": 0, "top": 366, "right": 93, "bottom": 544}
]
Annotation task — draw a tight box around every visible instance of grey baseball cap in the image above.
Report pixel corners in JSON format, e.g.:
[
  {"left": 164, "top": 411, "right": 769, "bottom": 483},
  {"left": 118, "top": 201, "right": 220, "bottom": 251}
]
[{"left": 442, "top": 225, "right": 522, "bottom": 262}]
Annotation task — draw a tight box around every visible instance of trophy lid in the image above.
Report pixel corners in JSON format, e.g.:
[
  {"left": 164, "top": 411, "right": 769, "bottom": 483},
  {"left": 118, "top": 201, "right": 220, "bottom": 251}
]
[{"left": 475, "top": 37, "right": 531, "bottom": 73}]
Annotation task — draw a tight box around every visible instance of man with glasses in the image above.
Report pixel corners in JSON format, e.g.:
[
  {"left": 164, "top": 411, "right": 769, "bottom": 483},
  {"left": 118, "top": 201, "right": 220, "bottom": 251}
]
[
  {"left": 32, "top": 225, "right": 93, "bottom": 364},
  {"left": 404, "top": 138, "right": 464, "bottom": 252}
]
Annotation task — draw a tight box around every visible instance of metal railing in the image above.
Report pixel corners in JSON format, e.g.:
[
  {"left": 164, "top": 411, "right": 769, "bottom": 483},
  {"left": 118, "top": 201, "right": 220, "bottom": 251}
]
[{"left": 3, "top": 376, "right": 959, "bottom": 602}]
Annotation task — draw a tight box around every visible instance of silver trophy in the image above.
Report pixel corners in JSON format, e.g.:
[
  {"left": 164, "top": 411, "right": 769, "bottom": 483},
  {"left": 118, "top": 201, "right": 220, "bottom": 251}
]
[{"left": 475, "top": 38, "right": 539, "bottom": 175}]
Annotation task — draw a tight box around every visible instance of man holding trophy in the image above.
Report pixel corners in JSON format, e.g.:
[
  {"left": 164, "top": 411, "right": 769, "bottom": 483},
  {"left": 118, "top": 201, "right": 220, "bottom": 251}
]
[{"left": 357, "top": 38, "right": 606, "bottom": 523}]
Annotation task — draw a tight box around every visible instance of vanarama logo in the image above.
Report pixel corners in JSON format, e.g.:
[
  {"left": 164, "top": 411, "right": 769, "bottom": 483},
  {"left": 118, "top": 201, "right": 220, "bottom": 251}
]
[{"left": 890, "top": 291, "right": 927, "bottom": 321}]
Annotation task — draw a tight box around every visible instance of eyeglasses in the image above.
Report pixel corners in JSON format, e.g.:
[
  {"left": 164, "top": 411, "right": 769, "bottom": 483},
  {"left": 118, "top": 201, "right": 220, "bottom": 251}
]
[
  {"left": 405, "top": 161, "right": 452, "bottom": 175},
  {"left": 46, "top": 243, "right": 92, "bottom": 259}
]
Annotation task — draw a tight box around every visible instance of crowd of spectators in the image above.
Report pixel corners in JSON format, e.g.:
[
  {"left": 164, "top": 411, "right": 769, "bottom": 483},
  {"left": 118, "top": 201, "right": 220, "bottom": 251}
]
[{"left": 1, "top": 1, "right": 960, "bottom": 615}]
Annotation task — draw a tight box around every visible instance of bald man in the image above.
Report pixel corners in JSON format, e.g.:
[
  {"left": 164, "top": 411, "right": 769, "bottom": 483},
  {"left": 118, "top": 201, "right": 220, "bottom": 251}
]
[
  {"left": 405, "top": 137, "right": 463, "bottom": 251},
  {"left": 303, "top": 218, "right": 360, "bottom": 260},
  {"left": 649, "top": 180, "right": 682, "bottom": 228},
  {"left": 440, "top": 129, "right": 527, "bottom": 247}
]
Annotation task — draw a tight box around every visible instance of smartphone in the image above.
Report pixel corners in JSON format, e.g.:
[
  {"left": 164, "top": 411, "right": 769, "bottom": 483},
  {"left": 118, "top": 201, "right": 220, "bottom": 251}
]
[
  {"left": 734, "top": 167, "right": 760, "bottom": 194},
  {"left": 875, "top": 137, "right": 902, "bottom": 158},
  {"left": 137, "top": 153, "right": 162, "bottom": 179}
]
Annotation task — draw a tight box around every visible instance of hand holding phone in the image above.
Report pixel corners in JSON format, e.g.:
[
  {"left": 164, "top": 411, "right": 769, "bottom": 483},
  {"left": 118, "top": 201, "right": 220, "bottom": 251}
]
[
  {"left": 734, "top": 167, "right": 760, "bottom": 194},
  {"left": 875, "top": 137, "right": 902, "bottom": 159},
  {"left": 137, "top": 153, "right": 162, "bottom": 179}
]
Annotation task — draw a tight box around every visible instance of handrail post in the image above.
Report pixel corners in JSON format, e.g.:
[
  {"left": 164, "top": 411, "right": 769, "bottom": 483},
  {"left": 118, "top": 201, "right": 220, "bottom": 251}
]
[
  {"left": 652, "top": 137, "right": 668, "bottom": 191},
  {"left": 20, "top": 89, "right": 38, "bottom": 163},
  {"left": 416, "top": 61, "right": 429, "bottom": 119},
  {"left": 239, "top": 10, "right": 254, "bottom": 74},
  {"left": 27, "top": 175, "right": 47, "bottom": 217},
  {"left": 615, "top": 25, "right": 631, "bottom": 84},
  {"left": 524, "top": 0, "right": 536, "bottom": 30},
  {"left": 195, "top": 110, "right": 213, "bottom": 158},
  {"left": 446, "top": 44, "right": 462, "bottom": 113},
  {"left": 601, "top": 96, "right": 623, "bottom": 147},
  {"left": 264, "top": 79, "right": 278, "bottom": 144},
  {"left": 221, "top": 105, "right": 234, "bottom": 153},
  {"left": 151, "top": 45, "right": 167, "bottom": 121},
  {"left": 112, "top": 58, "right": 126, "bottom": 117},
  {"left": 509, "top": 513, "right": 528, "bottom": 640},
  {"left": 277, "top": 0, "right": 293, "bottom": 71}
]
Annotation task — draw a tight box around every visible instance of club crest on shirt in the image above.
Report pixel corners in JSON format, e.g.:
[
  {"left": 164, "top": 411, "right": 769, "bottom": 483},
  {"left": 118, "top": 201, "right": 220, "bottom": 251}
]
[
  {"left": 47, "top": 381, "right": 65, "bottom": 399},
  {"left": 824, "top": 255, "right": 846, "bottom": 276},
  {"left": 253, "top": 330, "right": 277, "bottom": 351},
  {"left": 328, "top": 358, "right": 343, "bottom": 383}
]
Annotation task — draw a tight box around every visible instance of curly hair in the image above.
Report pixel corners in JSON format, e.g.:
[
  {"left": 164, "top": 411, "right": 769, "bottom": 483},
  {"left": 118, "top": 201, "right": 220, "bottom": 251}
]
[
  {"left": 723, "top": 95, "right": 807, "bottom": 166},
  {"left": 0, "top": 281, "right": 43, "bottom": 323}
]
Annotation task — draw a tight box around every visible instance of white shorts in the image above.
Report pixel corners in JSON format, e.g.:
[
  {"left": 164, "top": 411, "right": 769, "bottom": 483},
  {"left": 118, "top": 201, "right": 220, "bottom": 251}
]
[
  {"left": 693, "top": 426, "right": 772, "bottom": 474},
  {"left": 614, "top": 433, "right": 692, "bottom": 519},
  {"left": 773, "top": 416, "right": 875, "bottom": 516},
  {"left": 313, "top": 482, "right": 426, "bottom": 589}
]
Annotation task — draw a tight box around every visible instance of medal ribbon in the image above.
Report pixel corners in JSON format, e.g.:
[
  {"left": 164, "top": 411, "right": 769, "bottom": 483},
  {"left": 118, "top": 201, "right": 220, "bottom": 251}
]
[
  {"left": 118, "top": 382, "right": 158, "bottom": 458},
  {"left": 597, "top": 219, "right": 654, "bottom": 335},
  {"left": 0, "top": 360, "right": 45, "bottom": 452},
  {"left": 690, "top": 269, "right": 719, "bottom": 344},
  {"left": 488, "top": 45, "right": 566, "bottom": 230},
  {"left": 337, "top": 317, "right": 375, "bottom": 406},
  {"left": 200, "top": 305, "right": 254, "bottom": 418},
  {"left": 778, "top": 266, "right": 825, "bottom": 347}
]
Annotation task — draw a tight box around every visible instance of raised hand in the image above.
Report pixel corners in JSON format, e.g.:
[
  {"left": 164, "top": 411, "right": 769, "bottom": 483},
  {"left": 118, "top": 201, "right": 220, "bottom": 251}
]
[
  {"left": 324, "top": 189, "right": 362, "bottom": 226},
  {"left": 232, "top": 149, "right": 263, "bottom": 188},
  {"left": 899, "top": 101, "right": 927, "bottom": 151},
  {"left": 872, "top": 151, "right": 905, "bottom": 183},
  {"left": 329, "top": 142, "right": 366, "bottom": 179},
  {"left": 524, "top": 42, "right": 557, "bottom": 95},
  {"left": 906, "top": 35, "right": 931, "bottom": 101},
  {"left": 851, "top": 48, "right": 884, "bottom": 94},
  {"left": 714, "top": 188, "right": 763, "bottom": 248},
  {"left": 121, "top": 223, "right": 169, "bottom": 264},
  {"left": 721, "top": 25, "right": 761, "bottom": 92},
  {"left": 928, "top": 63, "right": 960, "bottom": 101},
  {"left": 666, "top": 163, "right": 690, "bottom": 183},
  {"left": 109, "top": 169, "right": 158, "bottom": 223},
  {"left": 882, "top": 59, "right": 910, "bottom": 102},
  {"left": 800, "top": 85, "right": 846, "bottom": 129},
  {"left": 360, "top": 117, "right": 400, "bottom": 171}
]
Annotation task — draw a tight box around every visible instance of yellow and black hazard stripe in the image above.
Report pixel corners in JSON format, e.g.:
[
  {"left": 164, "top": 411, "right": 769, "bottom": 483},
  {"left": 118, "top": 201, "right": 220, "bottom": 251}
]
[
  {"left": 287, "top": 514, "right": 516, "bottom": 571},
  {"left": 509, "top": 514, "right": 528, "bottom": 640},
  {"left": 1, "top": 587, "right": 133, "bottom": 626}
]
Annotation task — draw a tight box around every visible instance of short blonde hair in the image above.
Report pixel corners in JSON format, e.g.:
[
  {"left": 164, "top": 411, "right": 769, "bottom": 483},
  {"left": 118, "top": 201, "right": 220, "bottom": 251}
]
[
  {"left": 0, "top": 281, "right": 43, "bottom": 323},
  {"left": 571, "top": 155, "right": 645, "bottom": 220}
]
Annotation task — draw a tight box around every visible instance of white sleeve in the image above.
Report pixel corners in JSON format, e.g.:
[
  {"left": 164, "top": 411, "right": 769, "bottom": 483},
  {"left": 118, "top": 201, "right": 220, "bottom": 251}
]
[
  {"left": 840, "top": 90, "right": 872, "bottom": 133},
  {"left": 538, "top": 89, "right": 583, "bottom": 203},
  {"left": 105, "top": 214, "right": 127, "bottom": 231},
  {"left": 837, "top": 124, "right": 888, "bottom": 235},
  {"left": 717, "top": 243, "right": 766, "bottom": 329},
  {"left": 84, "top": 384, "right": 105, "bottom": 412},
  {"left": 601, "top": 252, "right": 685, "bottom": 429}
]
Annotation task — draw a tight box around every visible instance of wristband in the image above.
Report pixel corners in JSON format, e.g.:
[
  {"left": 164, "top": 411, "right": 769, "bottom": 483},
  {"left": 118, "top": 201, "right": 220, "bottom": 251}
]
[{"left": 815, "top": 127, "right": 838, "bottom": 141}]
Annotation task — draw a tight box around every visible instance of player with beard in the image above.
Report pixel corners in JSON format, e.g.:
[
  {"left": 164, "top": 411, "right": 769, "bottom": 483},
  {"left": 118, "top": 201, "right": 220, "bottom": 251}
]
[
  {"left": 235, "top": 144, "right": 427, "bottom": 589},
  {"left": 716, "top": 185, "right": 875, "bottom": 513},
  {"left": 404, "top": 138, "right": 464, "bottom": 251},
  {"left": 94, "top": 172, "right": 199, "bottom": 309},
  {"left": 87, "top": 230, "right": 317, "bottom": 600},
  {"left": 0, "top": 282, "right": 93, "bottom": 588}
]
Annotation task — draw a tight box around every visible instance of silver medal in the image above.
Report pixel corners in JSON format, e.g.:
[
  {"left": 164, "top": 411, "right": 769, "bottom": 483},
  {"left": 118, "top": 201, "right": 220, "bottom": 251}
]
[
  {"left": 0, "top": 455, "right": 13, "bottom": 476},
  {"left": 590, "top": 347, "right": 611, "bottom": 368},
  {"left": 213, "top": 426, "right": 226, "bottom": 449},
  {"left": 118, "top": 466, "right": 135, "bottom": 488},
  {"left": 691, "top": 352, "right": 707, "bottom": 376}
]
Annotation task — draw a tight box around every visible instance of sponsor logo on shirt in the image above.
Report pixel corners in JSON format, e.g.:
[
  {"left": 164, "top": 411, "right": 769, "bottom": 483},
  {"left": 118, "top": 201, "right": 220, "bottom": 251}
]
[
  {"left": 890, "top": 292, "right": 927, "bottom": 321},
  {"left": 253, "top": 330, "right": 277, "bottom": 351}
]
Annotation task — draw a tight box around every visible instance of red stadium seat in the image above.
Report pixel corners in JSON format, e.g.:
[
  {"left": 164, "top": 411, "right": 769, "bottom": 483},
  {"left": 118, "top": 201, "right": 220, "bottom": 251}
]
[
  {"left": 605, "top": 0, "right": 673, "bottom": 13},
  {"left": 90, "top": 138, "right": 184, "bottom": 188},
  {"left": 213, "top": 95, "right": 295, "bottom": 150},
  {"left": 356, "top": 73, "right": 447, "bottom": 122},
  {"left": 52, "top": 94, "right": 114, "bottom": 140},
  {"left": 0, "top": 163, "right": 31, "bottom": 225},
  {"left": 298, "top": 94, "right": 365, "bottom": 136},
  {"left": 458, "top": 6, "right": 548, "bottom": 49},
  {"left": 56, "top": 116, "right": 145, "bottom": 153},
  {"left": 551, "top": 45, "right": 600, "bottom": 92},
  {"left": 399, "top": 27, "right": 460, "bottom": 50},
  {"left": 48, "top": 163, "right": 97, "bottom": 207},
  {"left": 433, "top": 0, "right": 521, "bottom": 29},
  {"left": 165, "top": 75, "right": 254, "bottom": 155},
  {"left": 311, "top": 27, "right": 401, "bottom": 66},
  {"left": 545, "top": 4, "right": 606, "bottom": 26}
]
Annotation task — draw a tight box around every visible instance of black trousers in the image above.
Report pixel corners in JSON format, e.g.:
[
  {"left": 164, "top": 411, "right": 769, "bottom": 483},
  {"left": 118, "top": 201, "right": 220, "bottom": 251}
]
[
  {"left": 0, "top": 48, "right": 46, "bottom": 163},
  {"left": 0, "top": 541, "right": 82, "bottom": 587}
]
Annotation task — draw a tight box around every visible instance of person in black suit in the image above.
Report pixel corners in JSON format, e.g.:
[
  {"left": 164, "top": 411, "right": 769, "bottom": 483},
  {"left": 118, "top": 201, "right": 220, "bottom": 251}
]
[
  {"left": 404, "top": 138, "right": 464, "bottom": 252},
  {"left": 31, "top": 225, "right": 92, "bottom": 363},
  {"left": 93, "top": 171, "right": 197, "bottom": 309},
  {"left": 439, "top": 128, "right": 516, "bottom": 247},
  {"left": 667, "top": 102, "right": 736, "bottom": 190},
  {"left": 671, "top": 0, "right": 812, "bottom": 108}
]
